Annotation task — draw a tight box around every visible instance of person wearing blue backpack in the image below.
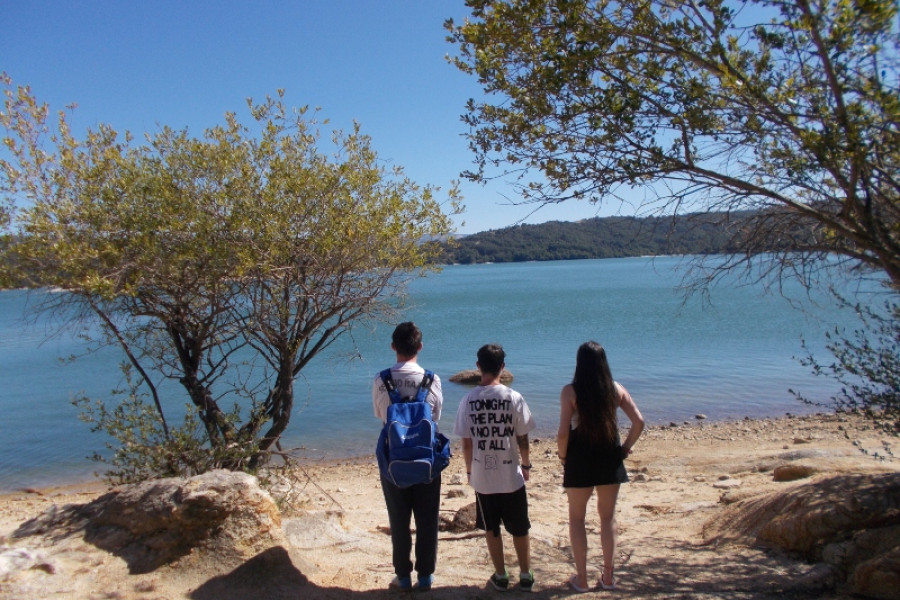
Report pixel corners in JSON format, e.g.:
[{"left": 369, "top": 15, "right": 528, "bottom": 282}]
[{"left": 372, "top": 322, "right": 445, "bottom": 592}]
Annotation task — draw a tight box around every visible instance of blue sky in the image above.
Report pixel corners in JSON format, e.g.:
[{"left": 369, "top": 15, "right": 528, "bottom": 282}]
[{"left": 2, "top": 1, "right": 617, "bottom": 234}]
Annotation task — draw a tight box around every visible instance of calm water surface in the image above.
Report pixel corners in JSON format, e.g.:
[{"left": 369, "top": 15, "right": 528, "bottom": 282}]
[{"left": 0, "top": 256, "right": 884, "bottom": 491}]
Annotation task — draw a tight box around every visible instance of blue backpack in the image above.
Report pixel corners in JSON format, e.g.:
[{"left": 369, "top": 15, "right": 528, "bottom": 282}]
[{"left": 376, "top": 369, "right": 451, "bottom": 488}]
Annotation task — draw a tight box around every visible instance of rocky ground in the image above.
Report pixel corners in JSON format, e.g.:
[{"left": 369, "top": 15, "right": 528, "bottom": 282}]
[{"left": 1, "top": 411, "right": 897, "bottom": 600}]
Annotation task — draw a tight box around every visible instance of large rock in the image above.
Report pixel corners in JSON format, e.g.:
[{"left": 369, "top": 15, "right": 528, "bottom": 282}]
[
  {"left": 846, "top": 526, "right": 900, "bottom": 599},
  {"left": 704, "top": 472, "right": 900, "bottom": 599},
  {"left": 756, "top": 473, "right": 900, "bottom": 556},
  {"left": 449, "top": 369, "right": 514, "bottom": 384},
  {"left": 15, "top": 470, "right": 286, "bottom": 574},
  {"left": 439, "top": 502, "right": 477, "bottom": 533}
]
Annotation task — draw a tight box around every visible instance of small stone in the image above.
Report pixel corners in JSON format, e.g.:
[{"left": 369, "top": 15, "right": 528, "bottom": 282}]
[
  {"left": 696, "top": 414, "right": 707, "bottom": 420},
  {"left": 0, "top": 548, "right": 53, "bottom": 578},
  {"left": 32, "top": 562, "right": 56, "bottom": 575},
  {"left": 713, "top": 478, "right": 742, "bottom": 489},
  {"left": 773, "top": 464, "right": 817, "bottom": 482}
]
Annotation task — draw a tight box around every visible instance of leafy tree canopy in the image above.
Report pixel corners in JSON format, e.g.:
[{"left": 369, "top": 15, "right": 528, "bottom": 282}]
[
  {"left": 1, "top": 75, "right": 461, "bottom": 481},
  {"left": 447, "top": 0, "right": 900, "bottom": 289}
]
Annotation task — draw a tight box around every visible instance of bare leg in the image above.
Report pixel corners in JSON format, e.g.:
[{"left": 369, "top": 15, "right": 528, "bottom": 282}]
[
  {"left": 595, "top": 484, "right": 620, "bottom": 586},
  {"left": 485, "top": 530, "right": 506, "bottom": 576},
  {"left": 566, "top": 487, "right": 593, "bottom": 589},
  {"left": 512, "top": 534, "right": 530, "bottom": 574}
]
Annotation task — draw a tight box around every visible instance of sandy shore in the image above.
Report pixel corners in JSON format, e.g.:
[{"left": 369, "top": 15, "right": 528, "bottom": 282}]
[{"left": 1, "top": 411, "right": 897, "bottom": 599}]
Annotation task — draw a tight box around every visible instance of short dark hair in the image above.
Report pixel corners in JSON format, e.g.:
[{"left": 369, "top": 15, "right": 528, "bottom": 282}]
[
  {"left": 392, "top": 322, "right": 422, "bottom": 357},
  {"left": 477, "top": 343, "right": 505, "bottom": 376}
]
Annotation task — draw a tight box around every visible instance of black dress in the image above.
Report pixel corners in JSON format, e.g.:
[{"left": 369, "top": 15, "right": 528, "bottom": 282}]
[{"left": 562, "top": 427, "right": 628, "bottom": 488}]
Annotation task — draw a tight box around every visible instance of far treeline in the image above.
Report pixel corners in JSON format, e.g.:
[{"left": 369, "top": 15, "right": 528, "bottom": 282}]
[{"left": 441, "top": 212, "right": 780, "bottom": 264}]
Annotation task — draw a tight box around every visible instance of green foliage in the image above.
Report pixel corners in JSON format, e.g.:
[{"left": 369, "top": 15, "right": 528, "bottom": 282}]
[
  {"left": 2, "top": 77, "right": 461, "bottom": 481},
  {"left": 447, "top": 0, "right": 900, "bottom": 289},
  {"left": 795, "top": 297, "right": 900, "bottom": 434},
  {"left": 74, "top": 363, "right": 258, "bottom": 485},
  {"left": 75, "top": 392, "right": 257, "bottom": 486}
]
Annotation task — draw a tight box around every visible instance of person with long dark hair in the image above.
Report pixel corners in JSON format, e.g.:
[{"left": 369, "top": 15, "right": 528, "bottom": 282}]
[{"left": 557, "top": 341, "right": 645, "bottom": 593}]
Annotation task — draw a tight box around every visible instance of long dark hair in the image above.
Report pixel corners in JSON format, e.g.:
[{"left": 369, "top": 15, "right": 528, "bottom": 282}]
[{"left": 571, "top": 341, "right": 619, "bottom": 447}]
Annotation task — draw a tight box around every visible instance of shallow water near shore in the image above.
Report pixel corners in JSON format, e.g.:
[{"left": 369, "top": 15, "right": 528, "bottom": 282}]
[{"left": 0, "top": 255, "right": 886, "bottom": 492}]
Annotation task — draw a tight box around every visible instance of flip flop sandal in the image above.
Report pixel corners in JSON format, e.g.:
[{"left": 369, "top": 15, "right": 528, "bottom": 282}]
[{"left": 568, "top": 574, "right": 590, "bottom": 593}]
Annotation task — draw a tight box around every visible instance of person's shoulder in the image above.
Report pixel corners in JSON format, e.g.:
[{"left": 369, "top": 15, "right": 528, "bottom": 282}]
[
  {"left": 485, "top": 383, "right": 515, "bottom": 398},
  {"left": 505, "top": 386, "right": 527, "bottom": 401},
  {"left": 457, "top": 391, "right": 479, "bottom": 416},
  {"left": 613, "top": 380, "right": 631, "bottom": 401},
  {"left": 393, "top": 362, "right": 424, "bottom": 375},
  {"left": 459, "top": 387, "right": 478, "bottom": 402}
]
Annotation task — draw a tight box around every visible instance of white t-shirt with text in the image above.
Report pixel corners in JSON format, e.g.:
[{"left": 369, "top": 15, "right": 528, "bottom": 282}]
[{"left": 453, "top": 384, "right": 535, "bottom": 494}]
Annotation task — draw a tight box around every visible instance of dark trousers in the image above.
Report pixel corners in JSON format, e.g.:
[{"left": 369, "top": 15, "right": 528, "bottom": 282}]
[{"left": 380, "top": 475, "right": 441, "bottom": 578}]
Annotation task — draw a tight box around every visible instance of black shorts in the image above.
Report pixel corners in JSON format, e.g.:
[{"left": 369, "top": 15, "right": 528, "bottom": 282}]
[
  {"left": 475, "top": 485, "right": 530, "bottom": 537},
  {"left": 563, "top": 430, "right": 628, "bottom": 488}
]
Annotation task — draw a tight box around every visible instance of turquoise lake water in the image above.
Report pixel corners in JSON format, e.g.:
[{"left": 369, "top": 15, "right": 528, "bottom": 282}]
[{"left": 0, "top": 256, "right": 886, "bottom": 492}]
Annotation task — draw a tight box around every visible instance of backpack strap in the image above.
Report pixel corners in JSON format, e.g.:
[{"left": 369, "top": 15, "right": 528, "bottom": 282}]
[
  {"left": 380, "top": 368, "right": 434, "bottom": 404},
  {"left": 415, "top": 370, "right": 435, "bottom": 403},
  {"left": 379, "top": 369, "right": 403, "bottom": 405}
]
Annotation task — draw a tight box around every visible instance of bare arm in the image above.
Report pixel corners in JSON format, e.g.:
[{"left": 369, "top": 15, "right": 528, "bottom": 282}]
[
  {"left": 372, "top": 377, "right": 387, "bottom": 422},
  {"left": 462, "top": 438, "right": 473, "bottom": 485},
  {"left": 517, "top": 433, "right": 531, "bottom": 482},
  {"left": 616, "top": 382, "right": 645, "bottom": 456},
  {"left": 557, "top": 384, "right": 576, "bottom": 465}
]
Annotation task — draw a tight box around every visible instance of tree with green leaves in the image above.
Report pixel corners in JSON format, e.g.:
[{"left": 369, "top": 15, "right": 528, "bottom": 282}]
[
  {"left": 1, "top": 75, "right": 460, "bottom": 482},
  {"left": 795, "top": 296, "right": 899, "bottom": 433},
  {"left": 447, "top": 0, "right": 900, "bottom": 289}
]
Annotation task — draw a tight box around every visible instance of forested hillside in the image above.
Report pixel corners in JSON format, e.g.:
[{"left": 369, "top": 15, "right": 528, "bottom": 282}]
[{"left": 441, "top": 213, "right": 748, "bottom": 264}]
